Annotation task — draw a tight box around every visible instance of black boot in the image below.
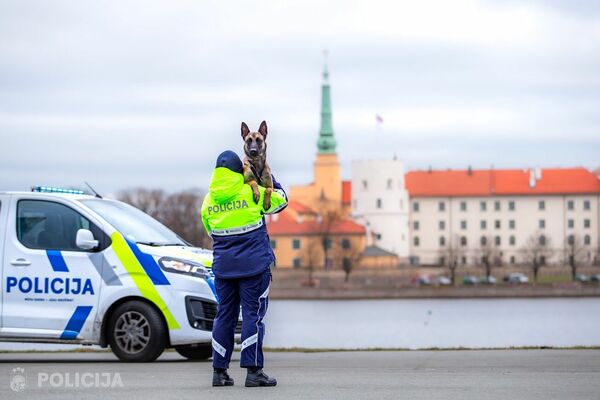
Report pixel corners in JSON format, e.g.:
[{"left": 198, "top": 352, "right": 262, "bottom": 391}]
[
  {"left": 245, "top": 368, "right": 277, "bottom": 387},
  {"left": 213, "top": 369, "right": 234, "bottom": 387}
]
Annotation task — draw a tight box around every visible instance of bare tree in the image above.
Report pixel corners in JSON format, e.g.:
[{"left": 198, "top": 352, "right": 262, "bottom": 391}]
[
  {"left": 117, "top": 188, "right": 211, "bottom": 248},
  {"left": 476, "top": 235, "right": 501, "bottom": 279},
  {"left": 300, "top": 237, "right": 321, "bottom": 286},
  {"left": 564, "top": 234, "right": 588, "bottom": 281},
  {"left": 438, "top": 234, "right": 464, "bottom": 285},
  {"left": 334, "top": 238, "right": 363, "bottom": 282},
  {"left": 520, "top": 231, "right": 553, "bottom": 283}
]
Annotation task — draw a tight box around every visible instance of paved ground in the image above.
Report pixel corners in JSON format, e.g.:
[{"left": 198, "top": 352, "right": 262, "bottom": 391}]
[{"left": 0, "top": 350, "right": 599, "bottom": 399}]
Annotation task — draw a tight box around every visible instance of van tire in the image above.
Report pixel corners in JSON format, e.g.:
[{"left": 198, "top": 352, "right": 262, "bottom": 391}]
[
  {"left": 175, "top": 344, "right": 212, "bottom": 360},
  {"left": 107, "top": 301, "right": 166, "bottom": 362}
]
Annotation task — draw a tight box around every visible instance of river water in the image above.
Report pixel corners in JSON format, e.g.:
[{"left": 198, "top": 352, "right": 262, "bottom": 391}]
[{"left": 1, "top": 298, "right": 599, "bottom": 351}]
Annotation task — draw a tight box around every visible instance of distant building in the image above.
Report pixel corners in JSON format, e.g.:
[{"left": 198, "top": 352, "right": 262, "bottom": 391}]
[
  {"left": 406, "top": 167, "right": 600, "bottom": 266},
  {"left": 351, "top": 159, "right": 410, "bottom": 262}
]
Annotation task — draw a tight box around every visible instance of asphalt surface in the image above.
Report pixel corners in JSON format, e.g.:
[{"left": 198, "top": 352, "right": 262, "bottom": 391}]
[{"left": 0, "top": 350, "right": 599, "bottom": 400}]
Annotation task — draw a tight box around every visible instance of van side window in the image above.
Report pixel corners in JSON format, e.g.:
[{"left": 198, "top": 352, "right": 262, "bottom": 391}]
[{"left": 17, "top": 200, "right": 108, "bottom": 251}]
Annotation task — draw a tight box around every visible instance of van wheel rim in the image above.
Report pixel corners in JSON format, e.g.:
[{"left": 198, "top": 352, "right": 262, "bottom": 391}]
[{"left": 114, "top": 311, "right": 151, "bottom": 354}]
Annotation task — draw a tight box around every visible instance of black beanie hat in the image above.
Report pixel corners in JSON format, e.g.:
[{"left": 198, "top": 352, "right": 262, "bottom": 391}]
[{"left": 215, "top": 150, "right": 243, "bottom": 174}]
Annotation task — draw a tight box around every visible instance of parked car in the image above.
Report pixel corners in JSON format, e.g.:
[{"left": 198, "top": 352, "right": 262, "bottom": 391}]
[
  {"left": 418, "top": 275, "right": 432, "bottom": 285},
  {"left": 480, "top": 275, "right": 497, "bottom": 285},
  {"left": 504, "top": 273, "right": 529, "bottom": 284},
  {"left": 575, "top": 274, "right": 590, "bottom": 283},
  {"left": 462, "top": 275, "right": 478, "bottom": 285},
  {"left": 591, "top": 274, "right": 600, "bottom": 283},
  {"left": 0, "top": 186, "right": 234, "bottom": 362},
  {"left": 436, "top": 276, "right": 452, "bottom": 286}
]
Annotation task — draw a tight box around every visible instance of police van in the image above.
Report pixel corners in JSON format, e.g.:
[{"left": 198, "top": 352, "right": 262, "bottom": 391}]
[{"left": 0, "top": 187, "right": 236, "bottom": 362}]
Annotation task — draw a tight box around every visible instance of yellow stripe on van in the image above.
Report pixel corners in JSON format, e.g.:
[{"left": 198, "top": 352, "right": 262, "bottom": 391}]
[{"left": 110, "top": 232, "right": 180, "bottom": 330}]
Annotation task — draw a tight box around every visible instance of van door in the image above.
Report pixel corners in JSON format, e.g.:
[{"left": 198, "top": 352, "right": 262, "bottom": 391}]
[
  {"left": 0, "top": 194, "right": 11, "bottom": 330},
  {"left": 1, "top": 197, "right": 108, "bottom": 340}
]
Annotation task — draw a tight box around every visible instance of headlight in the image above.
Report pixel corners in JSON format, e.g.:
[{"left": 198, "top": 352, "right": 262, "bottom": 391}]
[{"left": 158, "top": 257, "right": 210, "bottom": 279}]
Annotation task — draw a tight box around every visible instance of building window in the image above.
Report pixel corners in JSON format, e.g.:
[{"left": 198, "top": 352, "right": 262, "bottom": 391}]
[
  {"left": 495, "top": 236, "right": 501, "bottom": 246},
  {"left": 343, "top": 258, "right": 351, "bottom": 269},
  {"left": 584, "top": 219, "right": 591, "bottom": 229},
  {"left": 376, "top": 233, "right": 382, "bottom": 240},
  {"left": 460, "top": 220, "right": 467, "bottom": 230},
  {"left": 584, "top": 200, "right": 591, "bottom": 210},
  {"left": 539, "top": 219, "right": 545, "bottom": 229},
  {"left": 480, "top": 220, "right": 487, "bottom": 230},
  {"left": 413, "top": 202, "right": 419, "bottom": 212},
  {"left": 509, "top": 220, "right": 515, "bottom": 229},
  {"left": 494, "top": 201, "right": 501, "bottom": 211},
  {"left": 480, "top": 236, "right": 487, "bottom": 246},
  {"left": 270, "top": 240, "right": 277, "bottom": 249},
  {"left": 414, "top": 236, "right": 420, "bottom": 247},
  {"left": 413, "top": 221, "right": 420, "bottom": 231},
  {"left": 539, "top": 235, "right": 546, "bottom": 246},
  {"left": 439, "top": 220, "right": 446, "bottom": 230},
  {"left": 376, "top": 198, "right": 382, "bottom": 209},
  {"left": 341, "top": 238, "right": 351, "bottom": 249},
  {"left": 292, "top": 239, "right": 301, "bottom": 249},
  {"left": 461, "top": 236, "right": 467, "bottom": 247},
  {"left": 510, "top": 255, "right": 516, "bottom": 264},
  {"left": 362, "top": 180, "right": 368, "bottom": 190},
  {"left": 567, "top": 234, "right": 574, "bottom": 246},
  {"left": 508, "top": 201, "right": 515, "bottom": 211},
  {"left": 584, "top": 235, "right": 591, "bottom": 246},
  {"left": 439, "top": 236, "right": 446, "bottom": 246},
  {"left": 480, "top": 201, "right": 487, "bottom": 212},
  {"left": 568, "top": 219, "right": 574, "bottom": 229},
  {"left": 539, "top": 200, "right": 545, "bottom": 210},
  {"left": 387, "top": 179, "right": 393, "bottom": 190},
  {"left": 461, "top": 256, "right": 467, "bottom": 265},
  {"left": 509, "top": 235, "right": 516, "bottom": 246},
  {"left": 540, "top": 256, "right": 546, "bottom": 266},
  {"left": 460, "top": 201, "right": 467, "bottom": 211},
  {"left": 293, "top": 258, "right": 301, "bottom": 269},
  {"left": 567, "top": 200, "right": 574, "bottom": 211},
  {"left": 438, "top": 201, "right": 445, "bottom": 212},
  {"left": 495, "top": 220, "right": 501, "bottom": 229}
]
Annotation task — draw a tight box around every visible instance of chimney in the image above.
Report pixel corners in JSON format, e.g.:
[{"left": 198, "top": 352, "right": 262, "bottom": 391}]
[
  {"left": 535, "top": 167, "right": 542, "bottom": 180},
  {"left": 529, "top": 169, "right": 536, "bottom": 188},
  {"left": 467, "top": 165, "right": 473, "bottom": 176}
]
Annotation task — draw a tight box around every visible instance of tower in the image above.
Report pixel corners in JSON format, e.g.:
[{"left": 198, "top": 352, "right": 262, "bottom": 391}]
[{"left": 291, "top": 55, "right": 342, "bottom": 209}]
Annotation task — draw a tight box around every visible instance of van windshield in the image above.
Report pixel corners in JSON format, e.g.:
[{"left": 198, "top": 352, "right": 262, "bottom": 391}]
[{"left": 80, "top": 199, "right": 186, "bottom": 246}]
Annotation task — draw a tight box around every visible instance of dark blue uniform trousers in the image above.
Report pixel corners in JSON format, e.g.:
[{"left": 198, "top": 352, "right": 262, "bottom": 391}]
[{"left": 212, "top": 271, "right": 270, "bottom": 369}]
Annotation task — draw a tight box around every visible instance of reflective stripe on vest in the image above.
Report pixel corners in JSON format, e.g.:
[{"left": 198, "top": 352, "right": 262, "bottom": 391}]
[{"left": 211, "top": 219, "right": 264, "bottom": 236}]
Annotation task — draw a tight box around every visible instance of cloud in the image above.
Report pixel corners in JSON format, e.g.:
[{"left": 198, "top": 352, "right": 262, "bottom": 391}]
[{"left": 0, "top": 0, "right": 598, "bottom": 193}]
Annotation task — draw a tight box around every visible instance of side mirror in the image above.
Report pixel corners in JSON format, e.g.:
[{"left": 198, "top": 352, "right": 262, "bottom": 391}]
[{"left": 76, "top": 229, "right": 99, "bottom": 251}]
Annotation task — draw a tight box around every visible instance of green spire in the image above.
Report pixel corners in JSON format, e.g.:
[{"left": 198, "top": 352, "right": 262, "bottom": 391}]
[{"left": 317, "top": 52, "right": 337, "bottom": 154}]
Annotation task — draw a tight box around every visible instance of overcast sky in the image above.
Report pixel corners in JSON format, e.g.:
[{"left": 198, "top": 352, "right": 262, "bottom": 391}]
[{"left": 1, "top": 0, "right": 599, "bottom": 194}]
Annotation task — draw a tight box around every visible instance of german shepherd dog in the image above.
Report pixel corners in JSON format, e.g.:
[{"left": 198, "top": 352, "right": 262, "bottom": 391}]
[{"left": 241, "top": 121, "right": 273, "bottom": 210}]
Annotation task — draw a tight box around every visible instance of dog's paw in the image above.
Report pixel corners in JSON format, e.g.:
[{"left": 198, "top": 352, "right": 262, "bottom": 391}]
[
  {"left": 253, "top": 191, "right": 260, "bottom": 204},
  {"left": 263, "top": 198, "right": 271, "bottom": 211}
]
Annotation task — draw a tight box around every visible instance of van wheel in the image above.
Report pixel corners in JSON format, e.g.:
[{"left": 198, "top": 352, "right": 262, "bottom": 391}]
[
  {"left": 107, "top": 301, "right": 166, "bottom": 362},
  {"left": 175, "top": 344, "right": 212, "bottom": 360}
]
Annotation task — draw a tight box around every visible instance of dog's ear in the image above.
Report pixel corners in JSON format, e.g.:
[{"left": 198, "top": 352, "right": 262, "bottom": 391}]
[
  {"left": 258, "top": 120, "right": 268, "bottom": 138},
  {"left": 241, "top": 122, "right": 250, "bottom": 139}
]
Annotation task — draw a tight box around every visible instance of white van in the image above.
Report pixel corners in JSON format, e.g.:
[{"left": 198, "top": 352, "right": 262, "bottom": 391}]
[{"left": 0, "top": 187, "right": 237, "bottom": 361}]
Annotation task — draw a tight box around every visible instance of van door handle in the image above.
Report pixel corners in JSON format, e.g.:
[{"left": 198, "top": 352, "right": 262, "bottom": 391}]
[{"left": 10, "top": 258, "right": 31, "bottom": 267}]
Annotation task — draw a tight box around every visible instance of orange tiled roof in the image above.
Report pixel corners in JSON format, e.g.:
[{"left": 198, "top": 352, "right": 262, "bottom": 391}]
[
  {"left": 266, "top": 210, "right": 366, "bottom": 236},
  {"left": 405, "top": 167, "right": 600, "bottom": 197},
  {"left": 342, "top": 180, "right": 352, "bottom": 205},
  {"left": 287, "top": 200, "right": 316, "bottom": 215}
]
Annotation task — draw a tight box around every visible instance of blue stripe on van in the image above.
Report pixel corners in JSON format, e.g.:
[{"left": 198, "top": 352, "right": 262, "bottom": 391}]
[
  {"left": 46, "top": 250, "right": 69, "bottom": 272},
  {"left": 60, "top": 306, "right": 93, "bottom": 340},
  {"left": 125, "top": 239, "right": 170, "bottom": 286}
]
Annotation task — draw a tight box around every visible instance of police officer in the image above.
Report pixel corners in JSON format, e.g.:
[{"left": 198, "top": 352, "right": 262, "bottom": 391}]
[{"left": 201, "top": 150, "right": 287, "bottom": 387}]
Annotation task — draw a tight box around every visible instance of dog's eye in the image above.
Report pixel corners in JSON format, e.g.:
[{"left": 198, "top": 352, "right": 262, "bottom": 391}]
[
  {"left": 256, "top": 139, "right": 262, "bottom": 145},
  {"left": 246, "top": 139, "right": 252, "bottom": 145}
]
